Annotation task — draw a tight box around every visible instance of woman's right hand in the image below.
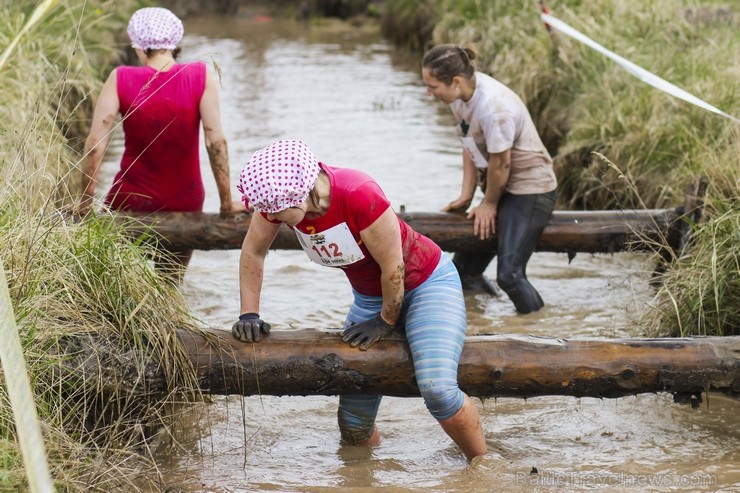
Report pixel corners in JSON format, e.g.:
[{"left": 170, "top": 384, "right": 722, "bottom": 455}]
[
  {"left": 76, "top": 194, "right": 94, "bottom": 217},
  {"left": 232, "top": 313, "right": 271, "bottom": 342},
  {"left": 442, "top": 196, "right": 472, "bottom": 213},
  {"left": 220, "top": 200, "right": 251, "bottom": 217}
]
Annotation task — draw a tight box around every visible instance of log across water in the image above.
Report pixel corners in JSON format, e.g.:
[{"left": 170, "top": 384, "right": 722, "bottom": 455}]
[
  {"left": 176, "top": 328, "right": 740, "bottom": 403},
  {"left": 111, "top": 208, "right": 680, "bottom": 254}
]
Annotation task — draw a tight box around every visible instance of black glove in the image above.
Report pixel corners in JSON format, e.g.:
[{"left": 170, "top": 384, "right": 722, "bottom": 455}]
[
  {"left": 232, "top": 312, "right": 271, "bottom": 343},
  {"left": 341, "top": 314, "right": 396, "bottom": 351}
]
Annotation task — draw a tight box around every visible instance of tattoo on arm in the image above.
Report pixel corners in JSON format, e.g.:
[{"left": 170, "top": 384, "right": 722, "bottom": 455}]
[{"left": 206, "top": 139, "right": 231, "bottom": 204}]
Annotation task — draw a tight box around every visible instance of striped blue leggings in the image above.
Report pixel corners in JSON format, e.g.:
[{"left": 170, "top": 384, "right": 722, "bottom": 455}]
[{"left": 338, "top": 254, "right": 467, "bottom": 443}]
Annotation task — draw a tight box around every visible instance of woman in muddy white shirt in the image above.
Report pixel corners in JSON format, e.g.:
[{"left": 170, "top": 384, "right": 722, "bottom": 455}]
[{"left": 422, "top": 44, "right": 557, "bottom": 314}]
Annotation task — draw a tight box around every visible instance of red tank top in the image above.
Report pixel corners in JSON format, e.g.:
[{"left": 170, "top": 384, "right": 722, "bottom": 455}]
[
  {"left": 106, "top": 62, "right": 206, "bottom": 212},
  {"left": 287, "top": 164, "right": 442, "bottom": 296}
]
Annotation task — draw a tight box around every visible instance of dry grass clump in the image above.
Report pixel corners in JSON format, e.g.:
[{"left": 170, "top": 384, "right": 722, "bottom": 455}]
[
  {"left": 0, "top": 0, "right": 135, "bottom": 211},
  {"left": 1, "top": 208, "right": 203, "bottom": 491}
]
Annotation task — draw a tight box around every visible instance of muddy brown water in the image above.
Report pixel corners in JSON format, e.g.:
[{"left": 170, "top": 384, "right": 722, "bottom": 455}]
[{"left": 97, "top": 15, "right": 739, "bottom": 493}]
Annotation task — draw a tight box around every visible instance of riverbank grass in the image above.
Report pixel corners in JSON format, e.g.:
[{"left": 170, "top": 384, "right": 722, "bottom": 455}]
[
  {"left": 1, "top": 205, "right": 206, "bottom": 490},
  {"left": 1, "top": 0, "right": 211, "bottom": 490},
  {"left": 643, "top": 130, "right": 739, "bottom": 337}
]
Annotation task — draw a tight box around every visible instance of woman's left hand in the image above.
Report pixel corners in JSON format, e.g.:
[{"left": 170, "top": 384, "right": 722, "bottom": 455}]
[
  {"left": 342, "top": 315, "right": 396, "bottom": 350},
  {"left": 468, "top": 202, "right": 497, "bottom": 240}
]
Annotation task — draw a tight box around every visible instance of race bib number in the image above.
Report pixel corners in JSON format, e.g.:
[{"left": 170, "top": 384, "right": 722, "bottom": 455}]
[
  {"left": 461, "top": 136, "right": 488, "bottom": 168},
  {"left": 294, "top": 222, "right": 365, "bottom": 267}
]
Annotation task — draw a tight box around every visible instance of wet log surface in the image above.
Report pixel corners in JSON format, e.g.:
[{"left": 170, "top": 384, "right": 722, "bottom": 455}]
[
  {"left": 177, "top": 328, "right": 740, "bottom": 403},
  {"left": 110, "top": 209, "right": 680, "bottom": 254}
]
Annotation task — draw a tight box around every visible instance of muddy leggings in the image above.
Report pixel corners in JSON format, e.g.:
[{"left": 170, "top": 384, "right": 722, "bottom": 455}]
[
  {"left": 496, "top": 189, "right": 557, "bottom": 314},
  {"left": 337, "top": 254, "right": 467, "bottom": 444}
]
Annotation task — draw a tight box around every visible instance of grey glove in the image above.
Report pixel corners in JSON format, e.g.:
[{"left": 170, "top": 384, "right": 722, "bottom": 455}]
[
  {"left": 232, "top": 312, "right": 271, "bottom": 343},
  {"left": 341, "top": 314, "right": 396, "bottom": 350}
]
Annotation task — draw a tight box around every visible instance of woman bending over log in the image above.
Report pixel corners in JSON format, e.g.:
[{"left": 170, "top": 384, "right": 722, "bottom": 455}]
[
  {"left": 231, "top": 139, "right": 488, "bottom": 462},
  {"left": 422, "top": 44, "right": 558, "bottom": 313}
]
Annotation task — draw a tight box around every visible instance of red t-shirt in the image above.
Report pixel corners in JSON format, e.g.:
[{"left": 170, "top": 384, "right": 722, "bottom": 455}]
[
  {"left": 106, "top": 62, "right": 206, "bottom": 212},
  {"left": 267, "top": 164, "right": 441, "bottom": 296}
]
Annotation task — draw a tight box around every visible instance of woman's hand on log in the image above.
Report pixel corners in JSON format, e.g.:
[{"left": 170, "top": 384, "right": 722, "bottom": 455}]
[
  {"left": 221, "top": 200, "right": 251, "bottom": 218},
  {"left": 467, "top": 202, "right": 497, "bottom": 240},
  {"left": 232, "top": 313, "right": 271, "bottom": 342},
  {"left": 442, "top": 196, "right": 472, "bottom": 213},
  {"left": 341, "top": 315, "right": 396, "bottom": 351}
]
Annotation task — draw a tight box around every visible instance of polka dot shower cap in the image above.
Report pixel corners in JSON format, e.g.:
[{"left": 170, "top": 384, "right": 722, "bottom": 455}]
[
  {"left": 238, "top": 139, "right": 321, "bottom": 214},
  {"left": 127, "top": 7, "right": 184, "bottom": 51}
]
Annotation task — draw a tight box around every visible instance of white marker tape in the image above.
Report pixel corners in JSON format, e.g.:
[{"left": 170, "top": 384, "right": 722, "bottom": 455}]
[
  {"left": 541, "top": 12, "right": 739, "bottom": 123},
  {"left": 0, "top": 259, "right": 54, "bottom": 493}
]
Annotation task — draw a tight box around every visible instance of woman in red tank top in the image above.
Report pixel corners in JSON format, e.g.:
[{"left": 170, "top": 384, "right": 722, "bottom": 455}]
[
  {"left": 231, "top": 139, "right": 488, "bottom": 463},
  {"left": 79, "top": 7, "right": 244, "bottom": 281}
]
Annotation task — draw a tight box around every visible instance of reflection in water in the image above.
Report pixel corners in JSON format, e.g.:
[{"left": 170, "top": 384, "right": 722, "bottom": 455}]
[{"left": 97, "top": 14, "right": 739, "bottom": 493}]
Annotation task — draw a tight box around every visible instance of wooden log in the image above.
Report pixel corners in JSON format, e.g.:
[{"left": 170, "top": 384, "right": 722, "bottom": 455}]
[
  {"left": 178, "top": 328, "right": 740, "bottom": 404},
  {"left": 676, "top": 176, "right": 709, "bottom": 257},
  {"left": 110, "top": 208, "right": 679, "bottom": 254}
]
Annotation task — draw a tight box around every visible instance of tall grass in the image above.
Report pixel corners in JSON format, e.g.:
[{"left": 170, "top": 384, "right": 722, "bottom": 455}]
[
  {"left": 380, "top": 0, "right": 439, "bottom": 51},
  {"left": 642, "top": 126, "right": 739, "bottom": 336},
  {"left": 647, "top": 201, "right": 740, "bottom": 337},
  {"left": 0, "top": 0, "right": 138, "bottom": 211},
  {"left": 0, "top": 0, "right": 214, "bottom": 490},
  {"left": 2, "top": 210, "right": 204, "bottom": 490}
]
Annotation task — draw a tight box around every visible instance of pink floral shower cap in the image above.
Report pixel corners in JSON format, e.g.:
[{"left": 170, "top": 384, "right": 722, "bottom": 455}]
[
  {"left": 238, "top": 140, "right": 320, "bottom": 214},
  {"left": 127, "top": 7, "right": 184, "bottom": 51}
]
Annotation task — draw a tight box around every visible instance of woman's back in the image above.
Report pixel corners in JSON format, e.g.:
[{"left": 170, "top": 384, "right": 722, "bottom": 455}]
[{"left": 107, "top": 62, "right": 206, "bottom": 211}]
